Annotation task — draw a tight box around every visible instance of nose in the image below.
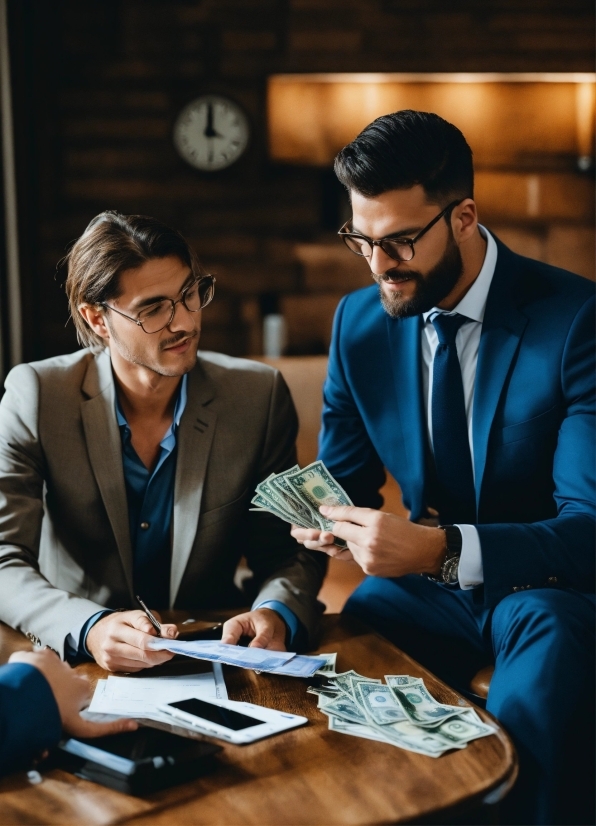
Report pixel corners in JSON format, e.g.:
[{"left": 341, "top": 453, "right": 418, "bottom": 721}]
[
  {"left": 369, "top": 243, "right": 400, "bottom": 276},
  {"left": 168, "top": 298, "right": 197, "bottom": 332}
]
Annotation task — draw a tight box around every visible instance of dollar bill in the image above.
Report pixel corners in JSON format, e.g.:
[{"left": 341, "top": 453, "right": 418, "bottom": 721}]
[
  {"left": 307, "top": 686, "right": 340, "bottom": 701},
  {"left": 384, "top": 675, "right": 423, "bottom": 687},
  {"left": 312, "top": 670, "right": 496, "bottom": 757},
  {"left": 327, "top": 711, "right": 446, "bottom": 757},
  {"left": 319, "top": 694, "right": 368, "bottom": 725},
  {"left": 254, "top": 461, "right": 352, "bottom": 547},
  {"left": 327, "top": 714, "right": 396, "bottom": 745},
  {"left": 254, "top": 475, "right": 316, "bottom": 529},
  {"left": 356, "top": 683, "right": 408, "bottom": 725},
  {"left": 313, "top": 653, "right": 338, "bottom": 676},
  {"left": 332, "top": 671, "right": 382, "bottom": 697},
  {"left": 268, "top": 468, "right": 325, "bottom": 529},
  {"left": 423, "top": 710, "right": 498, "bottom": 745},
  {"left": 381, "top": 720, "right": 465, "bottom": 754},
  {"left": 250, "top": 492, "right": 303, "bottom": 526},
  {"left": 386, "top": 677, "right": 466, "bottom": 728},
  {"left": 285, "top": 461, "right": 353, "bottom": 531}
]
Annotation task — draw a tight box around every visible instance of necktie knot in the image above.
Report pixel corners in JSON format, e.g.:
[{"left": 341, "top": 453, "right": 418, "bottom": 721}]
[{"left": 431, "top": 312, "right": 469, "bottom": 346}]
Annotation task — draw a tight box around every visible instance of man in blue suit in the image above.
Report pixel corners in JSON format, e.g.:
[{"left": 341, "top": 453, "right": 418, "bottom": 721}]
[
  {"left": 292, "top": 111, "right": 595, "bottom": 824},
  {"left": 0, "top": 649, "right": 136, "bottom": 776}
]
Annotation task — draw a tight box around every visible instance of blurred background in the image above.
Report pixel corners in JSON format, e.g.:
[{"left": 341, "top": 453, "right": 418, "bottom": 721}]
[{"left": 0, "top": 0, "right": 594, "bottom": 379}]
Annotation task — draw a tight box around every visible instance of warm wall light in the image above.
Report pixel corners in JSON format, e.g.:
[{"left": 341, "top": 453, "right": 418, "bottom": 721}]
[
  {"left": 576, "top": 82, "right": 595, "bottom": 171},
  {"left": 267, "top": 73, "right": 596, "bottom": 169}
]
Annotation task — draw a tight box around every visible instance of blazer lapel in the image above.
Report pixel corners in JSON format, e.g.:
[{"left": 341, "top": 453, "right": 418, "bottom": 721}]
[
  {"left": 386, "top": 314, "right": 427, "bottom": 518},
  {"left": 170, "top": 362, "right": 217, "bottom": 606},
  {"left": 473, "top": 243, "right": 528, "bottom": 505},
  {"left": 80, "top": 350, "right": 134, "bottom": 598}
]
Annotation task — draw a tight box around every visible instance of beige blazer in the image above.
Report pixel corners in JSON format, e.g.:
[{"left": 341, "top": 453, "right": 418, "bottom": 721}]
[{"left": 0, "top": 348, "right": 326, "bottom": 656}]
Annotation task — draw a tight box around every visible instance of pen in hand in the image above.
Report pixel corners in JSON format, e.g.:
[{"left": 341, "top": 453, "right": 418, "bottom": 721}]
[{"left": 136, "top": 595, "right": 162, "bottom": 637}]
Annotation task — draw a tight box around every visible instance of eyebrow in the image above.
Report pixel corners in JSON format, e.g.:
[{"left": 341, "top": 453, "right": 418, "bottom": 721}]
[
  {"left": 351, "top": 225, "right": 422, "bottom": 239},
  {"left": 130, "top": 271, "right": 195, "bottom": 312}
]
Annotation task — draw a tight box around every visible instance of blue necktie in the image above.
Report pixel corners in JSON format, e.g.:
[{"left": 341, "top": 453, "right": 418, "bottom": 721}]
[{"left": 431, "top": 313, "right": 476, "bottom": 524}]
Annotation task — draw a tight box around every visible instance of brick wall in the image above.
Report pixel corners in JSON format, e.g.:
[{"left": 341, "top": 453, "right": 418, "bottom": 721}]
[{"left": 9, "top": 0, "right": 595, "bottom": 361}]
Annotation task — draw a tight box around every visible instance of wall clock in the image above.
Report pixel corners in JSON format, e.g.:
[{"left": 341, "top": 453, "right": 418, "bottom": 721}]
[{"left": 173, "top": 95, "right": 250, "bottom": 171}]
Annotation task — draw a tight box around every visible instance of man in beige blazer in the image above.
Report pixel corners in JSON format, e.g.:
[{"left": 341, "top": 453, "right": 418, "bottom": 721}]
[{"left": 0, "top": 211, "right": 326, "bottom": 671}]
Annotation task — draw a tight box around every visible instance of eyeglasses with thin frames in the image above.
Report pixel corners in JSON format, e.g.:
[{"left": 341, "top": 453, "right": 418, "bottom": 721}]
[
  {"left": 102, "top": 274, "right": 216, "bottom": 334},
  {"left": 338, "top": 199, "right": 464, "bottom": 263}
]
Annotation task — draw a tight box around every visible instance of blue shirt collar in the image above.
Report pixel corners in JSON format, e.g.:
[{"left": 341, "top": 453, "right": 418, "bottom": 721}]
[{"left": 115, "top": 374, "right": 189, "bottom": 441}]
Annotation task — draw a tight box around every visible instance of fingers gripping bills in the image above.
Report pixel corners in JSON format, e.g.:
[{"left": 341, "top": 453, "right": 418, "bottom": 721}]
[
  {"left": 308, "top": 665, "right": 497, "bottom": 757},
  {"left": 251, "top": 461, "right": 353, "bottom": 545}
]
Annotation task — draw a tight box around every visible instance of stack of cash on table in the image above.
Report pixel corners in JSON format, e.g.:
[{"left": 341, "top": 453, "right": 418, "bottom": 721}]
[{"left": 308, "top": 658, "right": 497, "bottom": 757}]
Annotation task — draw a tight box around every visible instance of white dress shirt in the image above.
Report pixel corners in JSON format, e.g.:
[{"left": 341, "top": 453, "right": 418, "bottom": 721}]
[{"left": 420, "top": 225, "right": 497, "bottom": 589}]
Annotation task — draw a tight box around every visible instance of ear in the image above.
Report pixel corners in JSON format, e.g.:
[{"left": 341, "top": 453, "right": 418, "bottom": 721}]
[
  {"left": 451, "top": 198, "right": 478, "bottom": 244},
  {"left": 78, "top": 303, "right": 110, "bottom": 342}
]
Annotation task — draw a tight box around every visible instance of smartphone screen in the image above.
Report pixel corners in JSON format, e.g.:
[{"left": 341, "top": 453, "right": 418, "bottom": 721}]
[{"left": 169, "top": 698, "right": 262, "bottom": 731}]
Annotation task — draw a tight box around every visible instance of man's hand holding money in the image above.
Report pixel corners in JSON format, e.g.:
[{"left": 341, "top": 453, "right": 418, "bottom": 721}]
[{"left": 292, "top": 506, "right": 446, "bottom": 579}]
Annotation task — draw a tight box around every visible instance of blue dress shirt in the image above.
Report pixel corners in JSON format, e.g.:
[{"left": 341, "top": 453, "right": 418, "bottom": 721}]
[{"left": 70, "top": 375, "right": 300, "bottom": 658}]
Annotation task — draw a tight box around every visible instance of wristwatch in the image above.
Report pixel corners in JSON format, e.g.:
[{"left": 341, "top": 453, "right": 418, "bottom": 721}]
[{"left": 428, "top": 525, "right": 462, "bottom": 585}]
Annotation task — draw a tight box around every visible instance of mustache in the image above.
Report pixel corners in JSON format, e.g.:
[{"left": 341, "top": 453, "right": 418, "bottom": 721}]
[
  {"left": 373, "top": 270, "right": 423, "bottom": 285},
  {"left": 159, "top": 329, "right": 198, "bottom": 351}
]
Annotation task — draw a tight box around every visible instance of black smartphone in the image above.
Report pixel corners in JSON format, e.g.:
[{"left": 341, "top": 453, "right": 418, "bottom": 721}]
[{"left": 50, "top": 727, "right": 221, "bottom": 795}]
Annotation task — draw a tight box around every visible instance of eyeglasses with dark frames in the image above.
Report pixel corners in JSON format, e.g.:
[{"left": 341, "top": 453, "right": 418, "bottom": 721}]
[
  {"left": 338, "top": 199, "right": 465, "bottom": 263},
  {"left": 102, "top": 274, "right": 216, "bottom": 334}
]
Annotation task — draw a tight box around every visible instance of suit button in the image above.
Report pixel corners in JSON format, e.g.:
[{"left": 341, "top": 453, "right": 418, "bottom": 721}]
[
  {"left": 548, "top": 576, "right": 558, "bottom": 584},
  {"left": 512, "top": 586, "right": 521, "bottom": 592},
  {"left": 140, "top": 522, "right": 150, "bottom": 530}
]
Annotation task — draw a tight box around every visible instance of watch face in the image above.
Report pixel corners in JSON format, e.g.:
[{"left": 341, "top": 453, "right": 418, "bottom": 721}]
[
  {"left": 443, "top": 555, "right": 460, "bottom": 585},
  {"left": 173, "top": 95, "right": 250, "bottom": 171}
]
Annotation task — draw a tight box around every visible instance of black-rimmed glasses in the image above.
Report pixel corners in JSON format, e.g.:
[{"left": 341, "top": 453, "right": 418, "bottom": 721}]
[
  {"left": 338, "top": 199, "right": 464, "bottom": 263},
  {"left": 102, "top": 274, "right": 216, "bottom": 334}
]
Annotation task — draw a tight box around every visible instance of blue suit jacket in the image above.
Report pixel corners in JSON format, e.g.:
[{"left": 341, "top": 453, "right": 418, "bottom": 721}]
[
  {"left": 319, "top": 239, "right": 595, "bottom": 608},
  {"left": 0, "top": 663, "right": 61, "bottom": 776}
]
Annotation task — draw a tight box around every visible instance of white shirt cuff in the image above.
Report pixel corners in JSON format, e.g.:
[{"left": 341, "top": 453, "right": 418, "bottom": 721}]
[{"left": 455, "top": 524, "right": 484, "bottom": 589}]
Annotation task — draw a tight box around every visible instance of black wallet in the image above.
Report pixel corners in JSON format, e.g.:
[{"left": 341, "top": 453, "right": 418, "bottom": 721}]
[{"left": 50, "top": 727, "right": 221, "bottom": 795}]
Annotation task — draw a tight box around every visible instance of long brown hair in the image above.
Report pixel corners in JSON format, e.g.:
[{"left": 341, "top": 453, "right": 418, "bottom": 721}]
[{"left": 64, "top": 211, "right": 205, "bottom": 349}]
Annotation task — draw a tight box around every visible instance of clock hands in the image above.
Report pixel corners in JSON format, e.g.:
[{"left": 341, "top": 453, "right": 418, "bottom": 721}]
[{"left": 203, "top": 102, "right": 222, "bottom": 139}]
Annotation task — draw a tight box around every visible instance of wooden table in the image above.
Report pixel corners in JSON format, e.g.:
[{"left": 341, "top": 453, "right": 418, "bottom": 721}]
[{"left": 0, "top": 613, "right": 517, "bottom": 825}]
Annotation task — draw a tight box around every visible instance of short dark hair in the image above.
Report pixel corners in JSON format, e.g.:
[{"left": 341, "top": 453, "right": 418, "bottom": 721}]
[
  {"left": 334, "top": 110, "right": 474, "bottom": 204},
  {"left": 64, "top": 211, "right": 205, "bottom": 349}
]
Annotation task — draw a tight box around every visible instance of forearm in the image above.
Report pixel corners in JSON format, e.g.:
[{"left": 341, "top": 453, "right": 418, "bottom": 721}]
[
  {"left": 477, "top": 512, "right": 595, "bottom": 608},
  {"left": 252, "top": 549, "right": 327, "bottom": 647},
  {"left": 0, "top": 546, "right": 107, "bottom": 657}
]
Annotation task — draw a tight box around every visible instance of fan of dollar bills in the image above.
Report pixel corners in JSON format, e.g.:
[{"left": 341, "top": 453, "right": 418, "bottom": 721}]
[
  {"left": 251, "top": 461, "right": 352, "bottom": 546},
  {"left": 309, "top": 655, "right": 497, "bottom": 757}
]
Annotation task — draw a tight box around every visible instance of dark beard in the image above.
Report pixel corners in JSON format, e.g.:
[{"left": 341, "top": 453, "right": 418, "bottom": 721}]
[{"left": 374, "top": 237, "right": 464, "bottom": 319}]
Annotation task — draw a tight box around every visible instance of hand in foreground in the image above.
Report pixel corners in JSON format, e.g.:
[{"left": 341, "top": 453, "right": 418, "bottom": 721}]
[
  {"left": 86, "top": 610, "right": 179, "bottom": 673},
  {"left": 8, "top": 648, "right": 137, "bottom": 739},
  {"left": 294, "top": 505, "right": 447, "bottom": 579},
  {"left": 221, "top": 608, "right": 287, "bottom": 651}
]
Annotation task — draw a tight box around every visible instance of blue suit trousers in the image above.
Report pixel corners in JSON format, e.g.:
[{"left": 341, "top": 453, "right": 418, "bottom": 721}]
[{"left": 344, "top": 576, "right": 595, "bottom": 825}]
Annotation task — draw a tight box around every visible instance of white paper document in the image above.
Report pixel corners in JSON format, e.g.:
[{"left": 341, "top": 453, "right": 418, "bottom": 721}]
[
  {"left": 88, "top": 663, "right": 227, "bottom": 725},
  {"left": 147, "top": 639, "right": 326, "bottom": 677}
]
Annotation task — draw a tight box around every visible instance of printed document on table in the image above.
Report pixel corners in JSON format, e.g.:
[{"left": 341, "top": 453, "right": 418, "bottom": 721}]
[{"left": 88, "top": 663, "right": 227, "bottom": 721}]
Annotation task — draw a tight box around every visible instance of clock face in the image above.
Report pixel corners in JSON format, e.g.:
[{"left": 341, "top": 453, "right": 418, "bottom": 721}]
[{"left": 173, "top": 95, "right": 250, "bottom": 171}]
